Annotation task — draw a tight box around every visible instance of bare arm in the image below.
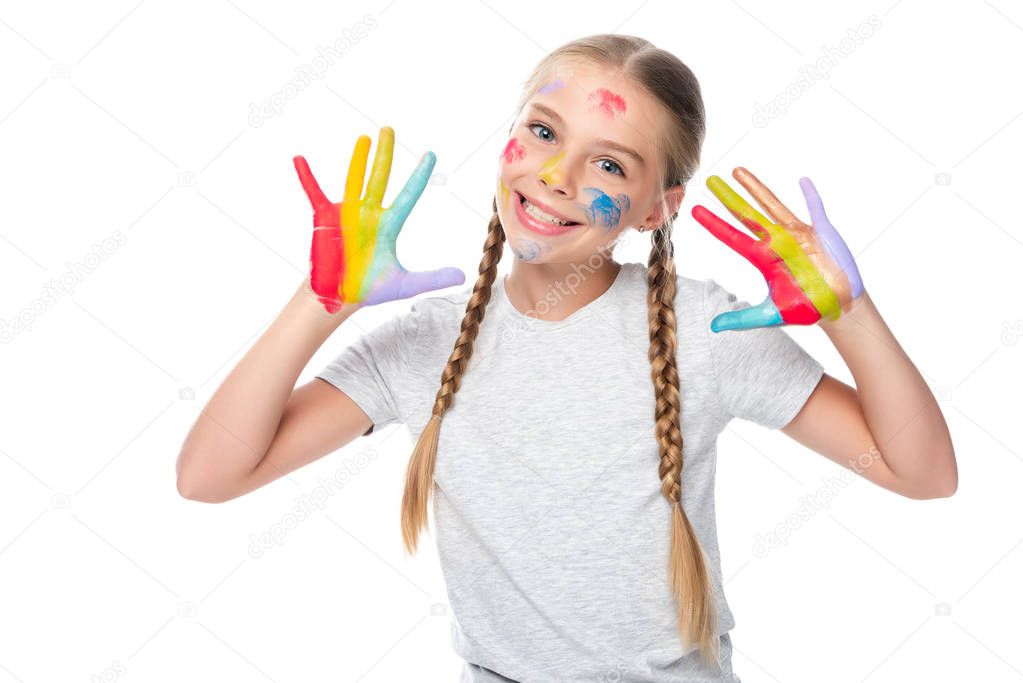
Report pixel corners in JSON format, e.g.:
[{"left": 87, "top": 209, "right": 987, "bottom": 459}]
[
  {"left": 175, "top": 277, "right": 373, "bottom": 503},
  {"left": 782, "top": 293, "right": 958, "bottom": 500}
]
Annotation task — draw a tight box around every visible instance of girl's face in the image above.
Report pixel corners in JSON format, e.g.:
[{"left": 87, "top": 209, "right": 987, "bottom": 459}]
[{"left": 496, "top": 60, "right": 676, "bottom": 263}]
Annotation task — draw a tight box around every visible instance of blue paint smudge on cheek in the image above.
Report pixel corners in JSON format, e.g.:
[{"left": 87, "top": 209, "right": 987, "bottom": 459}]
[{"left": 581, "top": 187, "right": 631, "bottom": 231}]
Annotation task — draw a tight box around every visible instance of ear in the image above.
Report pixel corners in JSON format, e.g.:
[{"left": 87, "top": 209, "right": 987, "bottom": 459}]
[{"left": 642, "top": 184, "right": 686, "bottom": 227}]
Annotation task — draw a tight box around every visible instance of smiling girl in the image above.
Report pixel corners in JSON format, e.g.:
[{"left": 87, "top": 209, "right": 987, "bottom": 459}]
[{"left": 177, "top": 34, "right": 957, "bottom": 682}]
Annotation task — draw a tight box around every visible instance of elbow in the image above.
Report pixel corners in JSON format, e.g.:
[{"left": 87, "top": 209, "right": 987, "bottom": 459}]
[
  {"left": 929, "top": 449, "right": 959, "bottom": 498},
  {"left": 176, "top": 462, "right": 232, "bottom": 504},
  {"left": 906, "top": 481, "right": 956, "bottom": 500},
  {"left": 902, "top": 469, "right": 958, "bottom": 500},
  {"left": 177, "top": 475, "right": 223, "bottom": 503},
  {"left": 935, "top": 472, "right": 958, "bottom": 498}
]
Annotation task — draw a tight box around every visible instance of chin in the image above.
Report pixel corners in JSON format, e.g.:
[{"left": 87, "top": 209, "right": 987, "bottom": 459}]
[{"left": 509, "top": 232, "right": 554, "bottom": 262}]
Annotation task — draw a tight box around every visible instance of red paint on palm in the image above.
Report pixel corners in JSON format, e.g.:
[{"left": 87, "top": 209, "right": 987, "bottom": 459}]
[
  {"left": 693, "top": 205, "right": 820, "bottom": 325},
  {"left": 295, "top": 155, "right": 345, "bottom": 313}
]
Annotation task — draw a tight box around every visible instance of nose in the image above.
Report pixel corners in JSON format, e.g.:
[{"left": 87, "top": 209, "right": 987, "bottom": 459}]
[{"left": 536, "top": 150, "right": 574, "bottom": 198}]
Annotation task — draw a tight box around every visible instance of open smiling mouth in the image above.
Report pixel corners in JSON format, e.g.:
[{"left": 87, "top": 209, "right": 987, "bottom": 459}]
[{"left": 514, "top": 191, "right": 583, "bottom": 236}]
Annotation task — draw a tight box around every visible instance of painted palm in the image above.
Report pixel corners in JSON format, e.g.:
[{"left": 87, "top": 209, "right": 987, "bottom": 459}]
[
  {"left": 692, "top": 167, "right": 864, "bottom": 333},
  {"left": 294, "top": 126, "right": 464, "bottom": 313}
]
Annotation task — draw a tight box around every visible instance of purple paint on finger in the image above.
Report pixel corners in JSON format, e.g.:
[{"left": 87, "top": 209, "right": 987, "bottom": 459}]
[{"left": 799, "top": 177, "right": 864, "bottom": 299}]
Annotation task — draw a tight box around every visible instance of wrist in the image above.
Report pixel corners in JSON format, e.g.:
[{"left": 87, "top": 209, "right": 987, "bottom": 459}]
[
  {"left": 290, "top": 276, "right": 362, "bottom": 331},
  {"left": 818, "top": 291, "right": 874, "bottom": 338}
]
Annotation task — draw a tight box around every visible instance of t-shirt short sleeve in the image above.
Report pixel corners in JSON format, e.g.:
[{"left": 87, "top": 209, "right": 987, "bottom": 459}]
[
  {"left": 702, "top": 279, "right": 825, "bottom": 429},
  {"left": 315, "top": 302, "right": 422, "bottom": 434}
]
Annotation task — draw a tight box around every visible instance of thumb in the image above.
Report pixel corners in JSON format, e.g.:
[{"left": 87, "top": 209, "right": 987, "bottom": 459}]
[
  {"left": 402, "top": 266, "right": 466, "bottom": 297},
  {"left": 710, "top": 297, "right": 783, "bottom": 332},
  {"left": 362, "top": 267, "right": 466, "bottom": 306}
]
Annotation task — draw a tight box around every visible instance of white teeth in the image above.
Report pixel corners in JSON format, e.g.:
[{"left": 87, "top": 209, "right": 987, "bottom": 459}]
[{"left": 522, "top": 197, "right": 570, "bottom": 225}]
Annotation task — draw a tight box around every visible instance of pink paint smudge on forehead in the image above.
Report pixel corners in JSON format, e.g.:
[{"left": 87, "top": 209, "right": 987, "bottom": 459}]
[
  {"left": 587, "top": 88, "right": 627, "bottom": 118},
  {"left": 502, "top": 137, "right": 526, "bottom": 164}
]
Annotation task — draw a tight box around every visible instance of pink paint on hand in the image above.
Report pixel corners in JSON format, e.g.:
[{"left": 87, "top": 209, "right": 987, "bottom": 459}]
[
  {"left": 502, "top": 137, "right": 526, "bottom": 164},
  {"left": 587, "top": 88, "right": 627, "bottom": 118}
]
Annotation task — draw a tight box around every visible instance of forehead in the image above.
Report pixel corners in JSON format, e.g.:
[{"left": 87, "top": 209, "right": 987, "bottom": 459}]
[{"left": 526, "top": 61, "right": 664, "bottom": 159}]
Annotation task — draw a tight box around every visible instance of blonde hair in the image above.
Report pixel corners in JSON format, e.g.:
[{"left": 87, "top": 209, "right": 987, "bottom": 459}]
[{"left": 400, "top": 34, "right": 718, "bottom": 669}]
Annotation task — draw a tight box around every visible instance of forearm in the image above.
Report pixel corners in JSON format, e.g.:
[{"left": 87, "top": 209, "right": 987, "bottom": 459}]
[
  {"left": 176, "top": 277, "right": 361, "bottom": 496},
  {"left": 819, "top": 292, "right": 957, "bottom": 496}
]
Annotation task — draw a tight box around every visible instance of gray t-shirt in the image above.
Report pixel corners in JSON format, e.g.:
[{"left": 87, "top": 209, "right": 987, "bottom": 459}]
[{"left": 316, "top": 261, "right": 824, "bottom": 682}]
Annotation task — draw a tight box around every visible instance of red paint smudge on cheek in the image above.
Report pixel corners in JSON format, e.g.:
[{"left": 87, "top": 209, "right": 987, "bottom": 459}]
[
  {"left": 502, "top": 137, "right": 527, "bottom": 164},
  {"left": 587, "top": 88, "right": 627, "bottom": 118}
]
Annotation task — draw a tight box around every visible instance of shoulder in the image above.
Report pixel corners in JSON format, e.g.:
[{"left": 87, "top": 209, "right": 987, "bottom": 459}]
[
  {"left": 406, "top": 283, "right": 474, "bottom": 321},
  {"left": 393, "top": 283, "right": 475, "bottom": 344},
  {"left": 614, "top": 261, "right": 719, "bottom": 314}
]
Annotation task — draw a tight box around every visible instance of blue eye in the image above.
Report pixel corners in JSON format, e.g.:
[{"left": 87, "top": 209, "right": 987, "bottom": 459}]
[
  {"left": 599, "top": 159, "right": 624, "bottom": 177},
  {"left": 527, "top": 122, "right": 626, "bottom": 178},
  {"left": 528, "top": 123, "right": 555, "bottom": 142}
]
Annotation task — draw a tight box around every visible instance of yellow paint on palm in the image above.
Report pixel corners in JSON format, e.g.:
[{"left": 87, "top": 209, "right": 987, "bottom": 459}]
[
  {"left": 707, "top": 176, "right": 842, "bottom": 320},
  {"left": 339, "top": 129, "right": 393, "bottom": 301},
  {"left": 538, "top": 150, "right": 566, "bottom": 186}
]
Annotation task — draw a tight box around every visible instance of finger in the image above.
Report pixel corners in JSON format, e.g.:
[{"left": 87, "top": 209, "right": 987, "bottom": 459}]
[
  {"left": 799, "top": 176, "right": 864, "bottom": 299},
  {"left": 344, "top": 135, "right": 372, "bottom": 202},
  {"left": 293, "top": 156, "right": 331, "bottom": 211},
  {"left": 732, "top": 167, "right": 799, "bottom": 225},
  {"left": 706, "top": 175, "right": 773, "bottom": 240},
  {"left": 691, "top": 205, "right": 762, "bottom": 267},
  {"left": 361, "top": 266, "right": 466, "bottom": 306},
  {"left": 380, "top": 151, "right": 437, "bottom": 241},
  {"left": 364, "top": 126, "right": 395, "bottom": 206},
  {"left": 710, "top": 297, "right": 783, "bottom": 332},
  {"left": 400, "top": 267, "right": 466, "bottom": 298},
  {"left": 798, "top": 176, "right": 828, "bottom": 226}
]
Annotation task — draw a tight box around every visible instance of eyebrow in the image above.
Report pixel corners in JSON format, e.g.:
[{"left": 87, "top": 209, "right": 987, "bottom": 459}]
[{"left": 528, "top": 103, "right": 646, "bottom": 167}]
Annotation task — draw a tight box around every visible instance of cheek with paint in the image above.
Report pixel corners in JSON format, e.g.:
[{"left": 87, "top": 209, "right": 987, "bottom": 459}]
[
  {"left": 497, "top": 138, "right": 525, "bottom": 212},
  {"left": 497, "top": 177, "right": 511, "bottom": 213},
  {"left": 502, "top": 137, "right": 526, "bottom": 165},
  {"left": 578, "top": 187, "right": 631, "bottom": 232},
  {"left": 497, "top": 172, "right": 549, "bottom": 261}
]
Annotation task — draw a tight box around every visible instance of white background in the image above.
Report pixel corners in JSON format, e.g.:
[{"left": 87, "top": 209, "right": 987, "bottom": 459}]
[{"left": 1, "top": 0, "right": 1020, "bottom": 681}]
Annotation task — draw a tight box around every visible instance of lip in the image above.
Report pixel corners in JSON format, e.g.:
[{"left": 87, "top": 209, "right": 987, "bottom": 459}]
[{"left": 513, "top": 191, "right": 582, "bottom": 236}]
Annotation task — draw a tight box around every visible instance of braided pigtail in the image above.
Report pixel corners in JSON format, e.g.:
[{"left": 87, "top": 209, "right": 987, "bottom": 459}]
[
  {"left": 400, "top": 198, "right": 506, "bottom": 554},
  {"left": 647, "top": 224, "right": 720, "bottom": 669}
]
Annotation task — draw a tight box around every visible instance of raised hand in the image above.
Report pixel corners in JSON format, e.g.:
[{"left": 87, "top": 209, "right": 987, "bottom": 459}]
[
  {"left": 691, "top": 167, "right": 864, "bottom": 332},
  {"left": 294, "top": 126, "right": 465, "bottom": 313}
]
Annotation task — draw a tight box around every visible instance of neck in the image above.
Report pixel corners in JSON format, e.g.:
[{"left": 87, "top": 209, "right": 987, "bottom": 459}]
[{"left": 504, "top": 259, "right": 622, "bottom": 322}]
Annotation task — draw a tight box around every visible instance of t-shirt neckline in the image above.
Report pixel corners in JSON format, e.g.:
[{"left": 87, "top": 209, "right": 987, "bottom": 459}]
[{"left": 496, "top": 262, "right": 630, "bottom": 330}]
